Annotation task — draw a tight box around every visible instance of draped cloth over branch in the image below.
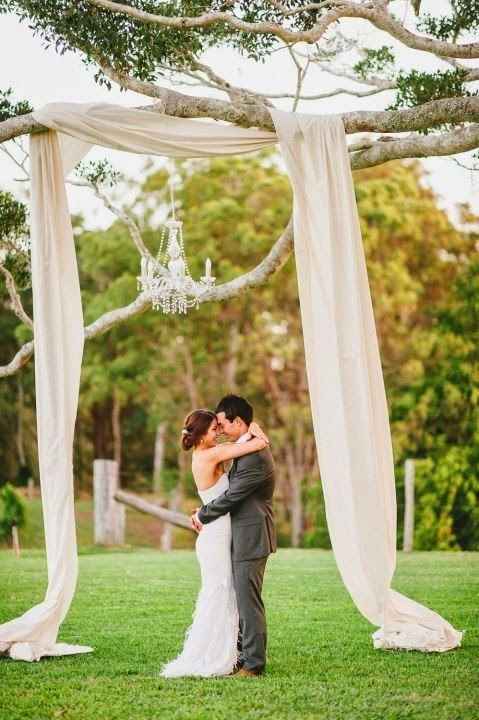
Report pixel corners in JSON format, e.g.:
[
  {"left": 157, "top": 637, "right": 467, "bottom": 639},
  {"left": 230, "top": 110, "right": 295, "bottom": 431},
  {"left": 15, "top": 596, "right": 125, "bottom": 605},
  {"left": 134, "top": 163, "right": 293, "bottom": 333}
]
[{"left": 0, "top": 102, "right": 461, "bottom": 662}]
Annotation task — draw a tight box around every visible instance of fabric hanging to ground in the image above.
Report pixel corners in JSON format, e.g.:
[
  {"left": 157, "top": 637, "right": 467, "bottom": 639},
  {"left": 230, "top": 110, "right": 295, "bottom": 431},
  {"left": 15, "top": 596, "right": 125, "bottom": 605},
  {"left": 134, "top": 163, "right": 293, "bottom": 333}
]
[{"left": 0, "top": 102, "right": 462, "bottom": 662}]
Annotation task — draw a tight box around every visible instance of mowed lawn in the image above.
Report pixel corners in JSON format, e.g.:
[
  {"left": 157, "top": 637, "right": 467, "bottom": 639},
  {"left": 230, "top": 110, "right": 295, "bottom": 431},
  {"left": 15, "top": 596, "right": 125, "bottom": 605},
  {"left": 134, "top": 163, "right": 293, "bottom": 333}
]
[{"left": 0, "top": 549, "right": 477, "bottom": 720}]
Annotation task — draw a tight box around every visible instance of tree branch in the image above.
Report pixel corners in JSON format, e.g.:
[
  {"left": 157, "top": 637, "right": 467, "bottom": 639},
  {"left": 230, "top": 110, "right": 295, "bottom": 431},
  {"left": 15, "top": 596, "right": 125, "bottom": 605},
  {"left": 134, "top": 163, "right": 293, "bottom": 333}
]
[
  {"left": 350, "top": 123, "right": 479, "bottom": 170},
  {"left": 86, "top": 0, "right": 479, "bottom": 59},
  {"left": 0, "top": 219, "right": 293, "bottom": 377},
  {"left": 0, "top": 263, "right": 33, "bottom": 329},
  {"left": 3, "top": 90, "right": 479, "bottom": 174},
  {"left": 5, "top": 84, "right": 479, "bottom": 146},
  {"left": 68, "top": 178, "right": 151, "bottom": 258}
]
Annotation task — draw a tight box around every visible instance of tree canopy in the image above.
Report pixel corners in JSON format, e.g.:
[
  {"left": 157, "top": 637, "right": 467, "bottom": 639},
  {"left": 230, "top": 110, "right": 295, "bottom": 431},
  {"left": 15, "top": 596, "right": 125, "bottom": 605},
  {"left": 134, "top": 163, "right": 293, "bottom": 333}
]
[{"left": 1, "top": 153, "right": 477, "bottom": 549}]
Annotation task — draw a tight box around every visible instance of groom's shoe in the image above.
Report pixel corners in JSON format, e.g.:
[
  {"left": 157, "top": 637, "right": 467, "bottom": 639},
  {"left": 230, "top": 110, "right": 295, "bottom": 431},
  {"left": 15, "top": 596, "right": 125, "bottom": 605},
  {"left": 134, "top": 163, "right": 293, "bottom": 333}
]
[
  {"left": 227, "top": 662, "right": 243, "bottom": 676},
  {"left": 232, "top": 668, "right": 262, "bottom": 678}
]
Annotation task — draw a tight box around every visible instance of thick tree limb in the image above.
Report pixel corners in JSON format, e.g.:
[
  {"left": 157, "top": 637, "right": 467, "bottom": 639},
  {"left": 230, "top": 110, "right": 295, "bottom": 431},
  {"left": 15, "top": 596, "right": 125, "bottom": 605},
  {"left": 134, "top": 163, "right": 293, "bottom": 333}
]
[
  {"left": 86, "top": 0, "right": 479, "bottom": 59},
  {"left": 4, "top": 88, "right": 479, "bottom": 145},
  {"left": 3, "top": 88, "right": 479, "bottom": 184},
  {"left": 350, "top": 123, "right": 479, "bottom": 170},
  {"left": 0, "top": 219, "right": 293, "bottom": 378},
  {"left": 0, "top": 340, "right": 34, "bottom": 377}
]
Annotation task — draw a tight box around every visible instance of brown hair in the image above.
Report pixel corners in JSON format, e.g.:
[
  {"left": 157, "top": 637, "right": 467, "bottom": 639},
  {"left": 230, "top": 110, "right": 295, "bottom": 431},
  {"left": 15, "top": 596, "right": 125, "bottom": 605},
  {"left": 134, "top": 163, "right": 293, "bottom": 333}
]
[{"left": 181, "top": 409, "right": 217, "bottom": 451}]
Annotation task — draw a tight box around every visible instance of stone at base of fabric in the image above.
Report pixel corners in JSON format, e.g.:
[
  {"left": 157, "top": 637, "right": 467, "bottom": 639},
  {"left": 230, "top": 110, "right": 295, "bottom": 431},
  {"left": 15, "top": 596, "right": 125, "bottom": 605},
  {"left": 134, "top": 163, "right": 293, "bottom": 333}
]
[{"left": 0, "top": 641, "right": 93, "bottom": 662}]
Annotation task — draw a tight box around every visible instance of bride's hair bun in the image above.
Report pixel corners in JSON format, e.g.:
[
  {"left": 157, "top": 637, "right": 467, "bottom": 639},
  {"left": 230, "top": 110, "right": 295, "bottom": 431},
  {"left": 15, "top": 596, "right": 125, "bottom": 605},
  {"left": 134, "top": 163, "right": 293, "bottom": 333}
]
[{"left": 181, "top": 409, "right": 217, "bottom": 451}]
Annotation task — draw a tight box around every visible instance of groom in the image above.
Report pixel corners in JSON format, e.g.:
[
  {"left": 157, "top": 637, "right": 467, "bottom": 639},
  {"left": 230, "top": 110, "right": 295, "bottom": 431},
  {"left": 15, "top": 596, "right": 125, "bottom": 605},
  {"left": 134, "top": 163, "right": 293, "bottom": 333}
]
[{"left": 191, "top": 394, "right": 277, "bottom": 677}]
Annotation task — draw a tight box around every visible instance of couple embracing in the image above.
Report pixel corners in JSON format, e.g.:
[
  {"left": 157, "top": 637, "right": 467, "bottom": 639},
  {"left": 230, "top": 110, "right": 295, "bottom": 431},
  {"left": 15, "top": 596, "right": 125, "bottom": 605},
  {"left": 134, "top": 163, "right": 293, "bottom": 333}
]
[{"left": 161, "top": 394, "right": 277, "bottom": 678}]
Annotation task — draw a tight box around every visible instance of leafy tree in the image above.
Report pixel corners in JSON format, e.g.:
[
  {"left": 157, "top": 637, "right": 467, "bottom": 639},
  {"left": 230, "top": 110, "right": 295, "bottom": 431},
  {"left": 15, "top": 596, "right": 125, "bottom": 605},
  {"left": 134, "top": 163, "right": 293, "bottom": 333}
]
[
  {"left": 392, "top": 258, "right": 479, "bottom": 550},
  {"left": 1, "top": 149, "right": 478, "bottom": 549}
]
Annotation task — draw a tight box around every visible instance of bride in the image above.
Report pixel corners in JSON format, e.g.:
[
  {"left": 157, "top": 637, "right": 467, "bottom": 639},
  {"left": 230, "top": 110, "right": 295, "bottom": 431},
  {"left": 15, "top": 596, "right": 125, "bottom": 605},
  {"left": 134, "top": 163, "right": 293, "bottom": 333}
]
[{"left": 161, "top": 408, "right": 269, "bottom": 678}]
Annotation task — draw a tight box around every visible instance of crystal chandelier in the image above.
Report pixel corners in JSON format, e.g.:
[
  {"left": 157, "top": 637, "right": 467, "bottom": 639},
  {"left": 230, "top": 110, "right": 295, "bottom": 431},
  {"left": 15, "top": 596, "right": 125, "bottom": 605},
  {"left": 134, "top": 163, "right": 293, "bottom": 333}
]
[{"left": 137, "top": 168, "right": 216, "bottom": 314}]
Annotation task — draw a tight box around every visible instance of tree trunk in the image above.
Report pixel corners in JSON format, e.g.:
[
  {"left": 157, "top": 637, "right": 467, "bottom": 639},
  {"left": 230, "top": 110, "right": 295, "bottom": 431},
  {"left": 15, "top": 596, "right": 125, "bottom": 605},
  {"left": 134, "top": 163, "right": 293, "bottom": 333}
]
[
  {"left": 112, "top": 391, "right": 122, "bottom": 478},
  {"left": 92, "top": 401, "right": 112, "bottom": 459},
  {"left": 403, "top": 459, "right": 415, "bottom": 553},
  {"left": 16, "top": 376, "right": 26, "bottom": 467},
  {"left": 153, "top": 422, "right": 167, "bottom": 494},
  {"left": 285, "top": 446, "right": 303, "bottom": 548}
]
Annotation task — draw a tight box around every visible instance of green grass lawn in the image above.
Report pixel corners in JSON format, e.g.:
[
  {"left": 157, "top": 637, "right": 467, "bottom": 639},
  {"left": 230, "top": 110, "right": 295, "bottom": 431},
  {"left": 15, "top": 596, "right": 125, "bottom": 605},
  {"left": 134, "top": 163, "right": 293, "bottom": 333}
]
[{"left": 0, "top": 549, "right": 477, "bottom": 720}]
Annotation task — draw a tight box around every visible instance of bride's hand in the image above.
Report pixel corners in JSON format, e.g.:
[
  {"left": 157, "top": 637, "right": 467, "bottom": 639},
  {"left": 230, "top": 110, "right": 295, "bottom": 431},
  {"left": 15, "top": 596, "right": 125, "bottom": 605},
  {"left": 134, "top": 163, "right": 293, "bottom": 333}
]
[{"left": 248, "top": 421, "right": 269, "bottom": 445}]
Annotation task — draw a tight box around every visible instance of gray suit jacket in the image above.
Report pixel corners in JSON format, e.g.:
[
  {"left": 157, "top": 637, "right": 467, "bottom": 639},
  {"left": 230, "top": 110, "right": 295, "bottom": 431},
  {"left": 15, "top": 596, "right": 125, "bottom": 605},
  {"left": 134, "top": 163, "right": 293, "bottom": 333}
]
[{"left": 198, "top": 446, "right": 277, "bottom": 563}]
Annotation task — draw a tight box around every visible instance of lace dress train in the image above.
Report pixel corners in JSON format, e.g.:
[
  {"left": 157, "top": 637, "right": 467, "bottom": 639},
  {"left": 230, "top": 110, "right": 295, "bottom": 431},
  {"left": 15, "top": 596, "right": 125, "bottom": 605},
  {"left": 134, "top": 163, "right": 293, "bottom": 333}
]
[{"left": 161, "top": 474, "right": 238, "bottom": 677}]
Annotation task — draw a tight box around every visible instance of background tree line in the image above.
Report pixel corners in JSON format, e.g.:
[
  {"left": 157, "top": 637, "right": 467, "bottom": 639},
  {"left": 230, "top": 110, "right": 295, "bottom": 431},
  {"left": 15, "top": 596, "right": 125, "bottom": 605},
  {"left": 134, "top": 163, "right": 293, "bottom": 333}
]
[{"left": 1, "top": 151, "right": 478, "bottom": 550}]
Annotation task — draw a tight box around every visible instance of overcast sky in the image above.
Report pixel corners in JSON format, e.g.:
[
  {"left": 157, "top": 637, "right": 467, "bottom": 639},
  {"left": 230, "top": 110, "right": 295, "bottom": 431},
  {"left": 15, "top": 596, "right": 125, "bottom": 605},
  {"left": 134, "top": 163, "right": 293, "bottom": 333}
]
[{"left": 1, "top": 1, "right": 478, "bottom": 229}]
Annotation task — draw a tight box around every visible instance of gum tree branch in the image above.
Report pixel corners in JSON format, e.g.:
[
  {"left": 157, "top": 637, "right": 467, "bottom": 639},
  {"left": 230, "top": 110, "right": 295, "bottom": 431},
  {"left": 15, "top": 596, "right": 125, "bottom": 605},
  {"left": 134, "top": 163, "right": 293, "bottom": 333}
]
[
  {"left": 0, "top": 219, "right": 293, "bottom": 378},
  {"left": 3, "top": 88, "right": 479, "bottom": 169},
  {"left": 349, "top": 122, "right": 479, "bottom": 170},
  {"left": 85, "top": 0, "right": 479, "bottom": 59},
  {"left": 67, "top": 178, "right": 151, "bottom": 258}
]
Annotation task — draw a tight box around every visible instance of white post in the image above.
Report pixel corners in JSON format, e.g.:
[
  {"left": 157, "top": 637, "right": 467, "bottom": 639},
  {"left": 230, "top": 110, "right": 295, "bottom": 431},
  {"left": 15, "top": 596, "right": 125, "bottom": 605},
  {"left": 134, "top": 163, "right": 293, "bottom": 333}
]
[
  {"left": 94, "top": 459, "right": 125, "bottom": 545},
  {"left": 11, "top": 525, "right": 20, "bottom": 558},
  {"left": 27, "top": 478, "right": 35, "bottom": 500},
  {"left": 403, "top": 458, "right": 415, "bottom": 553}
]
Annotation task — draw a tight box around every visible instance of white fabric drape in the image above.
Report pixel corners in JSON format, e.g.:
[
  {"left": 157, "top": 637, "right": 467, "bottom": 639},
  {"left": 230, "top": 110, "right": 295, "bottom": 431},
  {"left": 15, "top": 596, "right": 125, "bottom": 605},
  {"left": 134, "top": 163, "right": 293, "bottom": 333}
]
[
  {"left": 271, "top": 110, "right": 462, "bottom": 652},
  {"left": 0, "top": 131, "right": 92, "bottom": 661},
  {"left": 0, "top": 102, "right": 461, "bottom": 661}
]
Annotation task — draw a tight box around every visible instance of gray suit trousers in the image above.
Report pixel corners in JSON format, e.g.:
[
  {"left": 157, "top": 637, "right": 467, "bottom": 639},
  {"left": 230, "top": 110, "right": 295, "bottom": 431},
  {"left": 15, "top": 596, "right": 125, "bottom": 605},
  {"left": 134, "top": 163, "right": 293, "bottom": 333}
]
[{"left": 232, "top": 556, "right": 268, "bottom": 673}]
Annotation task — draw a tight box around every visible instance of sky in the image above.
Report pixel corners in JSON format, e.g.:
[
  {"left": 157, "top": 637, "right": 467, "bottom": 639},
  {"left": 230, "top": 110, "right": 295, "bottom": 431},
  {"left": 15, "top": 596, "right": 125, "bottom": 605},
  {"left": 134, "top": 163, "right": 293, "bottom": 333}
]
[{"left": 1, "top": 1, "right": 478, "bottom": 230}]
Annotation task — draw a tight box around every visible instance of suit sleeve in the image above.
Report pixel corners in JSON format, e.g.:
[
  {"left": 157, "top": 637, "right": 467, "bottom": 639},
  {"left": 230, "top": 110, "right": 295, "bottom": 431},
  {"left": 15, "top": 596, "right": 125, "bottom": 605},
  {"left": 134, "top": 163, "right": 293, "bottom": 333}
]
[{"left": 198, "top": 452, "right": 264, "bottom": 524}]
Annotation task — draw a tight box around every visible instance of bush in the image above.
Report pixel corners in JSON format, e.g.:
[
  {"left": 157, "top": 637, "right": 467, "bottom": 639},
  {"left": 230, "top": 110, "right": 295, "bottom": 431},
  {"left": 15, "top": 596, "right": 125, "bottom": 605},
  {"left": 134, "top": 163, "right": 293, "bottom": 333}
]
[{"left": 0, "top": 483, "right": 26, "bottom": 541}]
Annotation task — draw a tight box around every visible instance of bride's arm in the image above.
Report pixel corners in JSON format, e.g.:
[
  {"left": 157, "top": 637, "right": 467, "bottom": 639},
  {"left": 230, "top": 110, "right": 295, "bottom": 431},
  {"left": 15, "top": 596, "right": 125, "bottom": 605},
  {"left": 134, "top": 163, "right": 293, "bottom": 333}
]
[{"left": 208, "top": 436, "right": 267, "bottom": 465}]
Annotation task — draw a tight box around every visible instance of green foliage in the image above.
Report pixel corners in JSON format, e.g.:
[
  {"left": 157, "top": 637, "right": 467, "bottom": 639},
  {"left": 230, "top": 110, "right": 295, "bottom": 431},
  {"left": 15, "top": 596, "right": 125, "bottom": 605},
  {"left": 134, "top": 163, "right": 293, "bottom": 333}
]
[
  {"left": 0, "top": 189, "right": 27, "bottom": 242},
  {"left": 0, "top": 190, "right": 30, "bottom": 289},
  {"left": 388, "top": 67, "right": 476, "bottom": 113},
  {"left": 418, "top": 0, "right": 479, "bottom": 42},
  {"left": 0, "top": 1, "right": 392, "bottom": 76},
  {"left": 391, "top": 260, "right": 479, "bottom": 550},
  {"left": 353, "top": 46, "right": 395, "bottom": 81},
  {"left": 301, "top": 482, "right": 331, "bottom": 549},
  {"left": 0, "top": 483, "right": 25, "bottom": 539},
  {"left": 0, "top": 87, "right": 32, "bottom": 122},
  {"left": 2, "top": 1, "right": 478, "bottom": 120},
  {"left": 414, "top": 450, "right": 479, "bottom": 551},
  {"left": 76, "top": 159, "right": 121, "bottom": 187},
  {"left": 0, "top": 1, "right": 208, "bottom": 85}
]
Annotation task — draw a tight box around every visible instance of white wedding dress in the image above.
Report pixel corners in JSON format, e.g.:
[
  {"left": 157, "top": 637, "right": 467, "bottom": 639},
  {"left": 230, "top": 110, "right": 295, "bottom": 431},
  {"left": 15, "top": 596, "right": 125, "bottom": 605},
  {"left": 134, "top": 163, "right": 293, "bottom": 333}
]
[{"left": 161, "top": 473, "right": 239, "bottom": 677}]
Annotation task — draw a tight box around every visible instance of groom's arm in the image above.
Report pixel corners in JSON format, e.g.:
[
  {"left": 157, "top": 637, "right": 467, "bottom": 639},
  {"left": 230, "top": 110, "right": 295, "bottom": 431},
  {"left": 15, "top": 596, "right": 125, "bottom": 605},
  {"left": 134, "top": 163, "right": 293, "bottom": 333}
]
[{"left": 198, "top": 453, "right": 264, "bottom": 525}]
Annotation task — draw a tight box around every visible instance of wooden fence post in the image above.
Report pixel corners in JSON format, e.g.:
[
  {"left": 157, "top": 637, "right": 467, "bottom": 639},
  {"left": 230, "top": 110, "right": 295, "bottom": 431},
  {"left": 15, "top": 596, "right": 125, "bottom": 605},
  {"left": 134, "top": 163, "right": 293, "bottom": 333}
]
[
  {"left": 403, "top": 458, "right": 415, "bottom": 553},
  {"left": 12, "top": 525, "right": 20, "bottom": 558},
  {"left": 93, "top": 459, "right": 125, "bottom": 545}
]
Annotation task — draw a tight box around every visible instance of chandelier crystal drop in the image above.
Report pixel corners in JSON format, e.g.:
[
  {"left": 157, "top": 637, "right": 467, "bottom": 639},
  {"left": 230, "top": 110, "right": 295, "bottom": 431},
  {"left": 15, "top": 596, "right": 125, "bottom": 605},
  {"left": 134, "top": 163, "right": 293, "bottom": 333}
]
[{"left": 137, "top": 171, "right": 216, "bottom": 314}]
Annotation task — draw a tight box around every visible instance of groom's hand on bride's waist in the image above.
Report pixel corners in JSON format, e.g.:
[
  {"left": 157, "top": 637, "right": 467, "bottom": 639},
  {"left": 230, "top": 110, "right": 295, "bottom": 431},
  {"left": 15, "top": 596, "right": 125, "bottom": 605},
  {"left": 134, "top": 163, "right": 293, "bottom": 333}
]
[{"left": 190, "top": 509, "right": 203, "bottom": 533}]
